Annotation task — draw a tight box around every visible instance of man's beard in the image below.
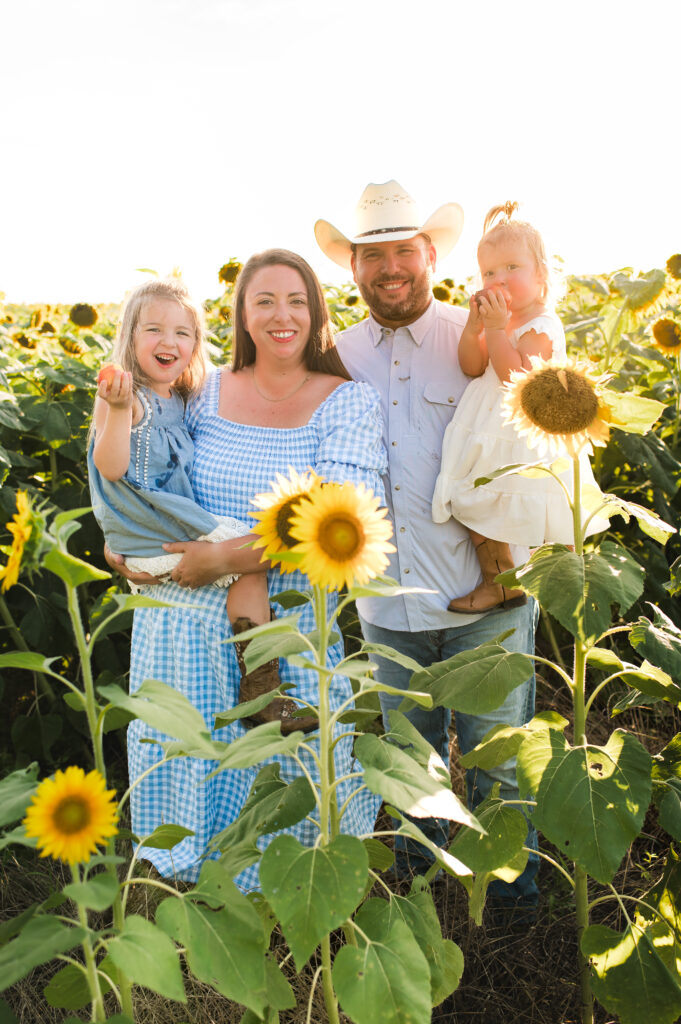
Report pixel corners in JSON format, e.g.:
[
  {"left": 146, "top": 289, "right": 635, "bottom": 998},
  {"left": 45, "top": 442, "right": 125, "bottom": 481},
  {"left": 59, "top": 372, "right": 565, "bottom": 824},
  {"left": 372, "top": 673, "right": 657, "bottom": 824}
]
[{"left": 359, "top": 270, "right": 433, "bottom": 325}]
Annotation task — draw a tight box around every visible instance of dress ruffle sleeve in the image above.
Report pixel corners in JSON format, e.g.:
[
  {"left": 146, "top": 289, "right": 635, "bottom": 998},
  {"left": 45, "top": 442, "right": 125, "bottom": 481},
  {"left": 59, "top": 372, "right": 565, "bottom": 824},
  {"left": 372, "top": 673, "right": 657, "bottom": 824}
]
[
  {"left": 514, "top": 314, "right": 567, "bottom": 360},
  {"left": 313, "top": 381, "right": 387, "bottom": 502}
]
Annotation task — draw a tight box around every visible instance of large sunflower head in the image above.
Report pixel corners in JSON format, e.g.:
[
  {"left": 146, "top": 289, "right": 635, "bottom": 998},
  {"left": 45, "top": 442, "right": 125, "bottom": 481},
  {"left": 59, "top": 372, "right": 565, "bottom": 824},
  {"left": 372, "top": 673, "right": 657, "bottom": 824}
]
[
  {"left": 23, "top": 766, "right": 118, "bottom": 865},
  {"left": 502, "top": 357, "right": 612, "bottom": 458},
  {"left": 250, "top": 467, "right": 322, "bottom": 573},
  {"left": 288, "top": 481, "right": 395, "bottom": 591},
  {"left": 651, "top": 318, "right": 681, "bottom": 357}
]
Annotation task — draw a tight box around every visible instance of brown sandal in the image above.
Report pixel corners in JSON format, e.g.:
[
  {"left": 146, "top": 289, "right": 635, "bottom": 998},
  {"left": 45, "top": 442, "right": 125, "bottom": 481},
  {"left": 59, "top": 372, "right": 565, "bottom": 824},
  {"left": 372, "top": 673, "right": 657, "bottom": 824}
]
[{"left": 233, "top": 615, "right": 317, "bottom": 735}]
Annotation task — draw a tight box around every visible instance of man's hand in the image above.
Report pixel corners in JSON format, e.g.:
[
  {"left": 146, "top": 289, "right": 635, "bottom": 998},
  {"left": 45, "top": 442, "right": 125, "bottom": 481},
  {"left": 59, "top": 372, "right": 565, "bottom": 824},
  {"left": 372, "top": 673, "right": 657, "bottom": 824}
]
[{"left": 103, "top": 544, "right": 160, "bottom": 585}]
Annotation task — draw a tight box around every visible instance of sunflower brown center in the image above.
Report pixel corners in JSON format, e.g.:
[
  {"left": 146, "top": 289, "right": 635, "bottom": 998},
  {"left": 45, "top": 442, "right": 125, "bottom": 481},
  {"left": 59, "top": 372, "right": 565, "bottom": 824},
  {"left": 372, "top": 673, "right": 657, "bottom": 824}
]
[
  {"left": 53, "top": 797, "right": 91, "bottom": 835},
  {"left": 652, "top": 319, "right": 681, "bottom": 349},
  {"left": 275, "top": 494, "right": 309, "bottom": 547},
  {"left": 318, "top": 514, "right": 364, "bottom": 561},
  {"left": 519, "top": 368, "right": 599, "bottom": 435}
]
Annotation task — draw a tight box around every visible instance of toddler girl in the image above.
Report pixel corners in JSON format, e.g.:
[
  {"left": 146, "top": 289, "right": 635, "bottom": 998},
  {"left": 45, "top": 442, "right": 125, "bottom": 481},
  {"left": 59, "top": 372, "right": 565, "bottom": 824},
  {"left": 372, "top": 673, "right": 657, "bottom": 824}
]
[
  {"left": 432, "top": 203, "right": 606, "bottom": 613},
  {"left": 88, "top": 278, "right": 290, "bottom": 728}
]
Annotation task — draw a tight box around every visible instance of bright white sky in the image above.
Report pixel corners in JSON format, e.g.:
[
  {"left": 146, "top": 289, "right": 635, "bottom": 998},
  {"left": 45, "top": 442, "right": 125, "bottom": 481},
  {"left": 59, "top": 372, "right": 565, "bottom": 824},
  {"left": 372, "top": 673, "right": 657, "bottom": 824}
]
[{"left": 2, "top": 0, "right": 679, "bottom": 304}]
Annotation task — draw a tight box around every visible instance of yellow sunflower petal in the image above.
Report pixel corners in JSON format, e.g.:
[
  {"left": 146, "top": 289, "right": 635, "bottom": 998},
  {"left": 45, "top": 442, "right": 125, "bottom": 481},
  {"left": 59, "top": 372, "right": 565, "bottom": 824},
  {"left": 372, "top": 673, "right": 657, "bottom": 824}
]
[
  {"left": 0, "top": 491, "right": 34, "bottom": 592},
  {"left": 288, "top": 481, "right": 395, "bottom": 591},
  {"left": 250, "top": 467, "right": 322, "bottom": 574},
  {"left": 23, "top": 766, "right": 118, "bottom": 865},
  {"left": 502, "top": 357, "right": 612, "bottom": 458}
]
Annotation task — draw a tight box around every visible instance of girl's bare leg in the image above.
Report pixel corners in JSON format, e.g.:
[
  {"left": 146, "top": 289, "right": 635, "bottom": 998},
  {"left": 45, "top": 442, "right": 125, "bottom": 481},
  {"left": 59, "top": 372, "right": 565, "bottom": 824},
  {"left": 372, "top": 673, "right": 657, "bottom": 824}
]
[{"left": 448, "top": 529, "right": 526, "bottom": 614}]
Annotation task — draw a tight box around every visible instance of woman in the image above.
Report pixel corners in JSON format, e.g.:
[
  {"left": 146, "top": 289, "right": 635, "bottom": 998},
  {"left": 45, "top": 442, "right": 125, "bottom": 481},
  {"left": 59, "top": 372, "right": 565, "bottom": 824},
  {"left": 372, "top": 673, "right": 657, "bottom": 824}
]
[{"left": 113, "top": 249, "right": 386, "bottom": 889}]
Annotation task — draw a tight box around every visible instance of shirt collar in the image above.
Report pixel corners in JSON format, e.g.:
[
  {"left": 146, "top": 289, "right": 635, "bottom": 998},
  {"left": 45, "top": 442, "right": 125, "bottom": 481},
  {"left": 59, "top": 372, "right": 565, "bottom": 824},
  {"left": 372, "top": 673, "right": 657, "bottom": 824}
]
[{"left": 369, "top": 298, "right": 437, "bottom": 348}]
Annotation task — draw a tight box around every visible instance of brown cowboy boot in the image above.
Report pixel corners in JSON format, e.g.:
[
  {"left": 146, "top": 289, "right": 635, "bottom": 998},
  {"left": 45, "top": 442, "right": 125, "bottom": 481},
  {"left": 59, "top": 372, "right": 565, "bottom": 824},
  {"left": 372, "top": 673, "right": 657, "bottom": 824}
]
[
  {"left": 448, "top": 538, "right": 527, "bottom": 614},
  {"left": 233, "top": 616, "right": 317, "bottom": 735}
]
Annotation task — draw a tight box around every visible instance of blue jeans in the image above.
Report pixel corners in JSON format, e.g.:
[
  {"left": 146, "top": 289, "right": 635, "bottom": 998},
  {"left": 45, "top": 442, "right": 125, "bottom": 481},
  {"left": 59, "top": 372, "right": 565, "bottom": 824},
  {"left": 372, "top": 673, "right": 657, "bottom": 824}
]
[{"left": 360, "top": 600, "right": 539, "bottom": 904}]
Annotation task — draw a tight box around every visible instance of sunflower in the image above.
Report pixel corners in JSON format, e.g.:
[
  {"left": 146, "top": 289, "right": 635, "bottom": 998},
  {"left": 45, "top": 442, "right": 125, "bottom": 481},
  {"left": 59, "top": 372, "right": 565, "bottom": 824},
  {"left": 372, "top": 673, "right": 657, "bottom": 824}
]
[
  {"left": 23, "top": 766, "right": 118, "bottom": 865},
  {"left": 666, "top": 255, "right": 681, "bottom": 280},
  {"left": 288, "top": 481, "right": 395, "bottom": 591},
  {"left": 250, "top": 467, "right": 322, "bottom": 573},
  {"left": 432, "top": 284, "right": 451, "bottom": 301},
  {"left": 502, "top": 357, "right": 612, "bottom": 458},
  {"left": 344, "top": 294, "right": 359, "bottom": 307},
  {"left": 69, "top": 303, "right": 98, "bottom": 328},
  {"left": 0, "top": 491, "right": 33, "bottom": 592},
  {"left": 218, "top": 260, "right": 242, "bottom": 285},
  {"left": 651, "top": 318, "right": 681, "bottom": 356}
]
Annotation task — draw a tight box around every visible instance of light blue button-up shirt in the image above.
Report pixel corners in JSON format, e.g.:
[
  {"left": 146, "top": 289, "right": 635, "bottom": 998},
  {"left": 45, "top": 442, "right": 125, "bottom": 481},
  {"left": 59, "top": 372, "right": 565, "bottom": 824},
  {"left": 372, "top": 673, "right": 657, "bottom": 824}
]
[{"left": 338, "top": 298, "right": 526, "bottom": 632}]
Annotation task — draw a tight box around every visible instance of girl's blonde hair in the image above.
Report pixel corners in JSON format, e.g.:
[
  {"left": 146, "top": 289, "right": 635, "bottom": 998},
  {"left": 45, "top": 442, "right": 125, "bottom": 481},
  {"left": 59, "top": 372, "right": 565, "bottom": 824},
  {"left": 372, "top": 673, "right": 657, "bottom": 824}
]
[
  {"left": 479, "top": 201, "right": 552, "bottom": 304},
  {"left": 113, "top": 278, "right": 211, "bottom": 397}
]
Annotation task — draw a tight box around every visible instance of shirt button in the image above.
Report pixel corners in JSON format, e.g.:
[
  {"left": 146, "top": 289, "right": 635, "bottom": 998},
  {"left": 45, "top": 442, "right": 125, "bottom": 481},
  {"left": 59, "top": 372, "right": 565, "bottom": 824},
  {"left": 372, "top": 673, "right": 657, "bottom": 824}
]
[
  {"left": 394, "top": 360, "right": 400, "bottom": 365},
  {"left": 448, "top": 397, "right": 455, "bottom": 403},
  {"left": 399, "top": 526, "right": 406, "bottom": 533},
  {"left": 392, "top": 400, "right": 398, "bottom": 406},
  {"left": 404, "top": 568, "right": 410, "bottom": 574},
  {"left": 391, "top": 440, "right": 397, "bottom": 447},
  {"left": 394, "top": 485, "right": 401, "bottom": 491}
]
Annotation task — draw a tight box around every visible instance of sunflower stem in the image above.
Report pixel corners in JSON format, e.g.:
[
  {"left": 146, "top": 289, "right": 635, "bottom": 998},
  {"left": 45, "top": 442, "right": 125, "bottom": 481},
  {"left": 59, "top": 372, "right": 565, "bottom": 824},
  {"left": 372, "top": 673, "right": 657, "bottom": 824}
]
[
  {"left": 575, "top": 864, "right": 594, "bottom": 1024},
  {"left": 570, "top": 453, "right": 594, "bottom": 1024},
  {"left": 603, "top": 298, "right": 627, "bottom": 372},
  {"left": 672, "top": 353, "right": 681, "bottom": 450},
  {"left": 65, "top": 583, "right": 134, "bottom": 1014},
  {"left": 313, "top": 584, "right": 342, "bottom": 1024},
  {"left": 72, "top": 863, "right": 106, "bottom": 1023},
  {"left": 65, "top": 581, "right": 105, "bottom": 780}
]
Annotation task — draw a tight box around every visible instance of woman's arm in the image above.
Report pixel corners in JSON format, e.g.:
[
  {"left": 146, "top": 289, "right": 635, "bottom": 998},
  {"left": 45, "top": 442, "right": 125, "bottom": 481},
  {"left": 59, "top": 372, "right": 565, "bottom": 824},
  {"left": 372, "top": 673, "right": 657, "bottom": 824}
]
[{"left": 92, "top": 370, "right": 135, "bottom": 480}]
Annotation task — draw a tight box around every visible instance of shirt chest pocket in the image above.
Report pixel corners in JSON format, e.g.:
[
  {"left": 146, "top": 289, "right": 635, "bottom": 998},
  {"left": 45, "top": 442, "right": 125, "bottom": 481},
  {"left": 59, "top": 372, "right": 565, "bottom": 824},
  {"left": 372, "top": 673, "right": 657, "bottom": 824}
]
[{"left": 420, "top": 382, "right": 461, "bottom": 459}]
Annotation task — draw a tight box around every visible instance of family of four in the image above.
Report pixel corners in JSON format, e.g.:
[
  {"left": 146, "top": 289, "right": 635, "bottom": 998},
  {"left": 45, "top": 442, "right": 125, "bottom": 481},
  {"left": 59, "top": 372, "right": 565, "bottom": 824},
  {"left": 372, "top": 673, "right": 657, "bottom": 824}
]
[{"left": 89, "top": 180, "right": 586, "bottom": 909}]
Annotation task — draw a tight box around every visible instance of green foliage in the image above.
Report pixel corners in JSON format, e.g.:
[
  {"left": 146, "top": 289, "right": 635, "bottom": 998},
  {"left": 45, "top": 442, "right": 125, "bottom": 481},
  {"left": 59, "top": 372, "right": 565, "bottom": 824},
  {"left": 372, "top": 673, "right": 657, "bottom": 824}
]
[{"left": 1, "top": 260, "right": 681, "bottom": 1024}]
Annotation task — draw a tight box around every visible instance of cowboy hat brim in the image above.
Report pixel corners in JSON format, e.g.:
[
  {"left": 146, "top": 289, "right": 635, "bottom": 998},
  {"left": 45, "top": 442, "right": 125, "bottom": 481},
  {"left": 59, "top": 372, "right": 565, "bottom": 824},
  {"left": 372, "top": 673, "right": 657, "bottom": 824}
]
[{"left": 314, "top": 202, "right": 464, "bottom": 270}]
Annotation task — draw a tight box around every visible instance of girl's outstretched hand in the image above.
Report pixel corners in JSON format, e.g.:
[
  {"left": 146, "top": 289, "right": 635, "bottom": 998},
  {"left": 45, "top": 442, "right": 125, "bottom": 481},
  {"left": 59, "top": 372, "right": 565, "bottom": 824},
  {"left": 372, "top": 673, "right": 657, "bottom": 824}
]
[{"left": 97, "top": 365, "right": 133, "bottom": 409}]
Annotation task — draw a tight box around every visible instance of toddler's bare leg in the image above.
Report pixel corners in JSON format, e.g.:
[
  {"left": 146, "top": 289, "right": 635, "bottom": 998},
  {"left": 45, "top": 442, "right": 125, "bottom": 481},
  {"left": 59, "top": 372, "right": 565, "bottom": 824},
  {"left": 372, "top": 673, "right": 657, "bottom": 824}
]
[
  {"left": 228, "top": 573, "right": 318, "bottom": 735},
  {"left": 226, "top": 571, "right": 270, "bottom": 626},
  {"left": 448, "top": 529, "right": 526, "bottom": 614}
]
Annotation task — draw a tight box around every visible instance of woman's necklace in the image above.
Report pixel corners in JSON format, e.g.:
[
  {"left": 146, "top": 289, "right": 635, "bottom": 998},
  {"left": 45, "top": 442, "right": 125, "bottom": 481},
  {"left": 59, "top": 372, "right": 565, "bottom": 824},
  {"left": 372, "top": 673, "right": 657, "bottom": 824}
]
[{"left": 251, "top": 365, "right": 311, "bottom": 403}]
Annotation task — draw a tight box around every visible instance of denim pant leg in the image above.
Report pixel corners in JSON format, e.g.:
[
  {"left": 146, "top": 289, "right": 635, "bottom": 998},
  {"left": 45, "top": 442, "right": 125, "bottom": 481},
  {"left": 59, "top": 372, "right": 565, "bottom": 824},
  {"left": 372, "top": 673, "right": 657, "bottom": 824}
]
[
  {"left": 359, "top": 604, "right": 540, "bottom": 900},
  {"left": 442, "top": 600, "right": 540, "bottom": 903},
  {"left": 358, "top": 619, "right": 451, "bottom": 872}
]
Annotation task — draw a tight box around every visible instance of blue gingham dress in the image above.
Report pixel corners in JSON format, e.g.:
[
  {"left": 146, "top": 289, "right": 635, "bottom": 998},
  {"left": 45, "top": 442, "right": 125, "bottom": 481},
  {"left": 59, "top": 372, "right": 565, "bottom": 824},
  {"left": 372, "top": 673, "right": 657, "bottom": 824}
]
[{"left": 128, "top": 371, "right": 387, "bottom": 888}]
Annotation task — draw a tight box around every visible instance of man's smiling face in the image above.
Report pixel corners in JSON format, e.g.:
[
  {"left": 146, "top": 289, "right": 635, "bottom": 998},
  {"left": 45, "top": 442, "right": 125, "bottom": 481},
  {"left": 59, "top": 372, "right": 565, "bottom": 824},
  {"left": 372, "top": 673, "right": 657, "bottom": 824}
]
[{"left": 351, "top": 235, "right": 436, "bottom": 328}]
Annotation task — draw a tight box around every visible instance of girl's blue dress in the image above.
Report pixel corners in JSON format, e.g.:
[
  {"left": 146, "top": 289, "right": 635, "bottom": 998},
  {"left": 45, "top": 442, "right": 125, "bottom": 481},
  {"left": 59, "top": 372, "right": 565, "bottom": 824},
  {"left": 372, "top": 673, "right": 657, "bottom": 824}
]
[
  {"left": 88, "top": 387, "right": 244, "bottom": 557},
  {"left": 127, "top": 372, "right": 387, "bottom": 888}
]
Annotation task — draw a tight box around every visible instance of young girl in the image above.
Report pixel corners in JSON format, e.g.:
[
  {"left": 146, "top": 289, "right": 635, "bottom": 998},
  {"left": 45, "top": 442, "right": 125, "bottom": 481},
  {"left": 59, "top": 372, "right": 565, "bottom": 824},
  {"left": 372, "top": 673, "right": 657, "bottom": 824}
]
[
  {"left": 88, "top": 278, "right": 294, "bottom": 729},
  {"left": 432, "top": 203, "right": 606, "bottom": 613}
]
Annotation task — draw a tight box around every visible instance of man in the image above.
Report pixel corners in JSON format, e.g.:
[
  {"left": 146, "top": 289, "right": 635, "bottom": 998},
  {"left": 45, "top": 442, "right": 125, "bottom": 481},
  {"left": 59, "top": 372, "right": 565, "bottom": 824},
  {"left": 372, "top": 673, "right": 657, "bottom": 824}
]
[{"left": 314, "top": 180, "right": 538, "bottom": 907}]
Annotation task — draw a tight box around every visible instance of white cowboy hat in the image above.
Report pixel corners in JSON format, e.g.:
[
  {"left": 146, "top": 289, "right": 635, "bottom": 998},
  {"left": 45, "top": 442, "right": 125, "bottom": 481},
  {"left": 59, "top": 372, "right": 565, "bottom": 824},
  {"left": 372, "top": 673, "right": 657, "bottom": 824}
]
[{"left": 314, "top": 180, "right": 464, "bottom": 270}]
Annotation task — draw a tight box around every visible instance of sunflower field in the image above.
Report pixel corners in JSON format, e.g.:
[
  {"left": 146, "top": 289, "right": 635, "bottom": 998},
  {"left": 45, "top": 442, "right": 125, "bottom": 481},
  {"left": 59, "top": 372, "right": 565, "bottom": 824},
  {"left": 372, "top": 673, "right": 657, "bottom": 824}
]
[{"left": 0, "top": 257, "right": 680, "bottom": 1024}]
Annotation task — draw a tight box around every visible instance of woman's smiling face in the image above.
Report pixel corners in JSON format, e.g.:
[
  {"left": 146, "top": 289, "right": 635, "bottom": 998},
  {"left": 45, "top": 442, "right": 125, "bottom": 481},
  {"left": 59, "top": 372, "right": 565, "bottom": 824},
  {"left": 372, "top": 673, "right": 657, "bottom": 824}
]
[{"left": 242, "top": 264, "right": 311, "bottom": 364}]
